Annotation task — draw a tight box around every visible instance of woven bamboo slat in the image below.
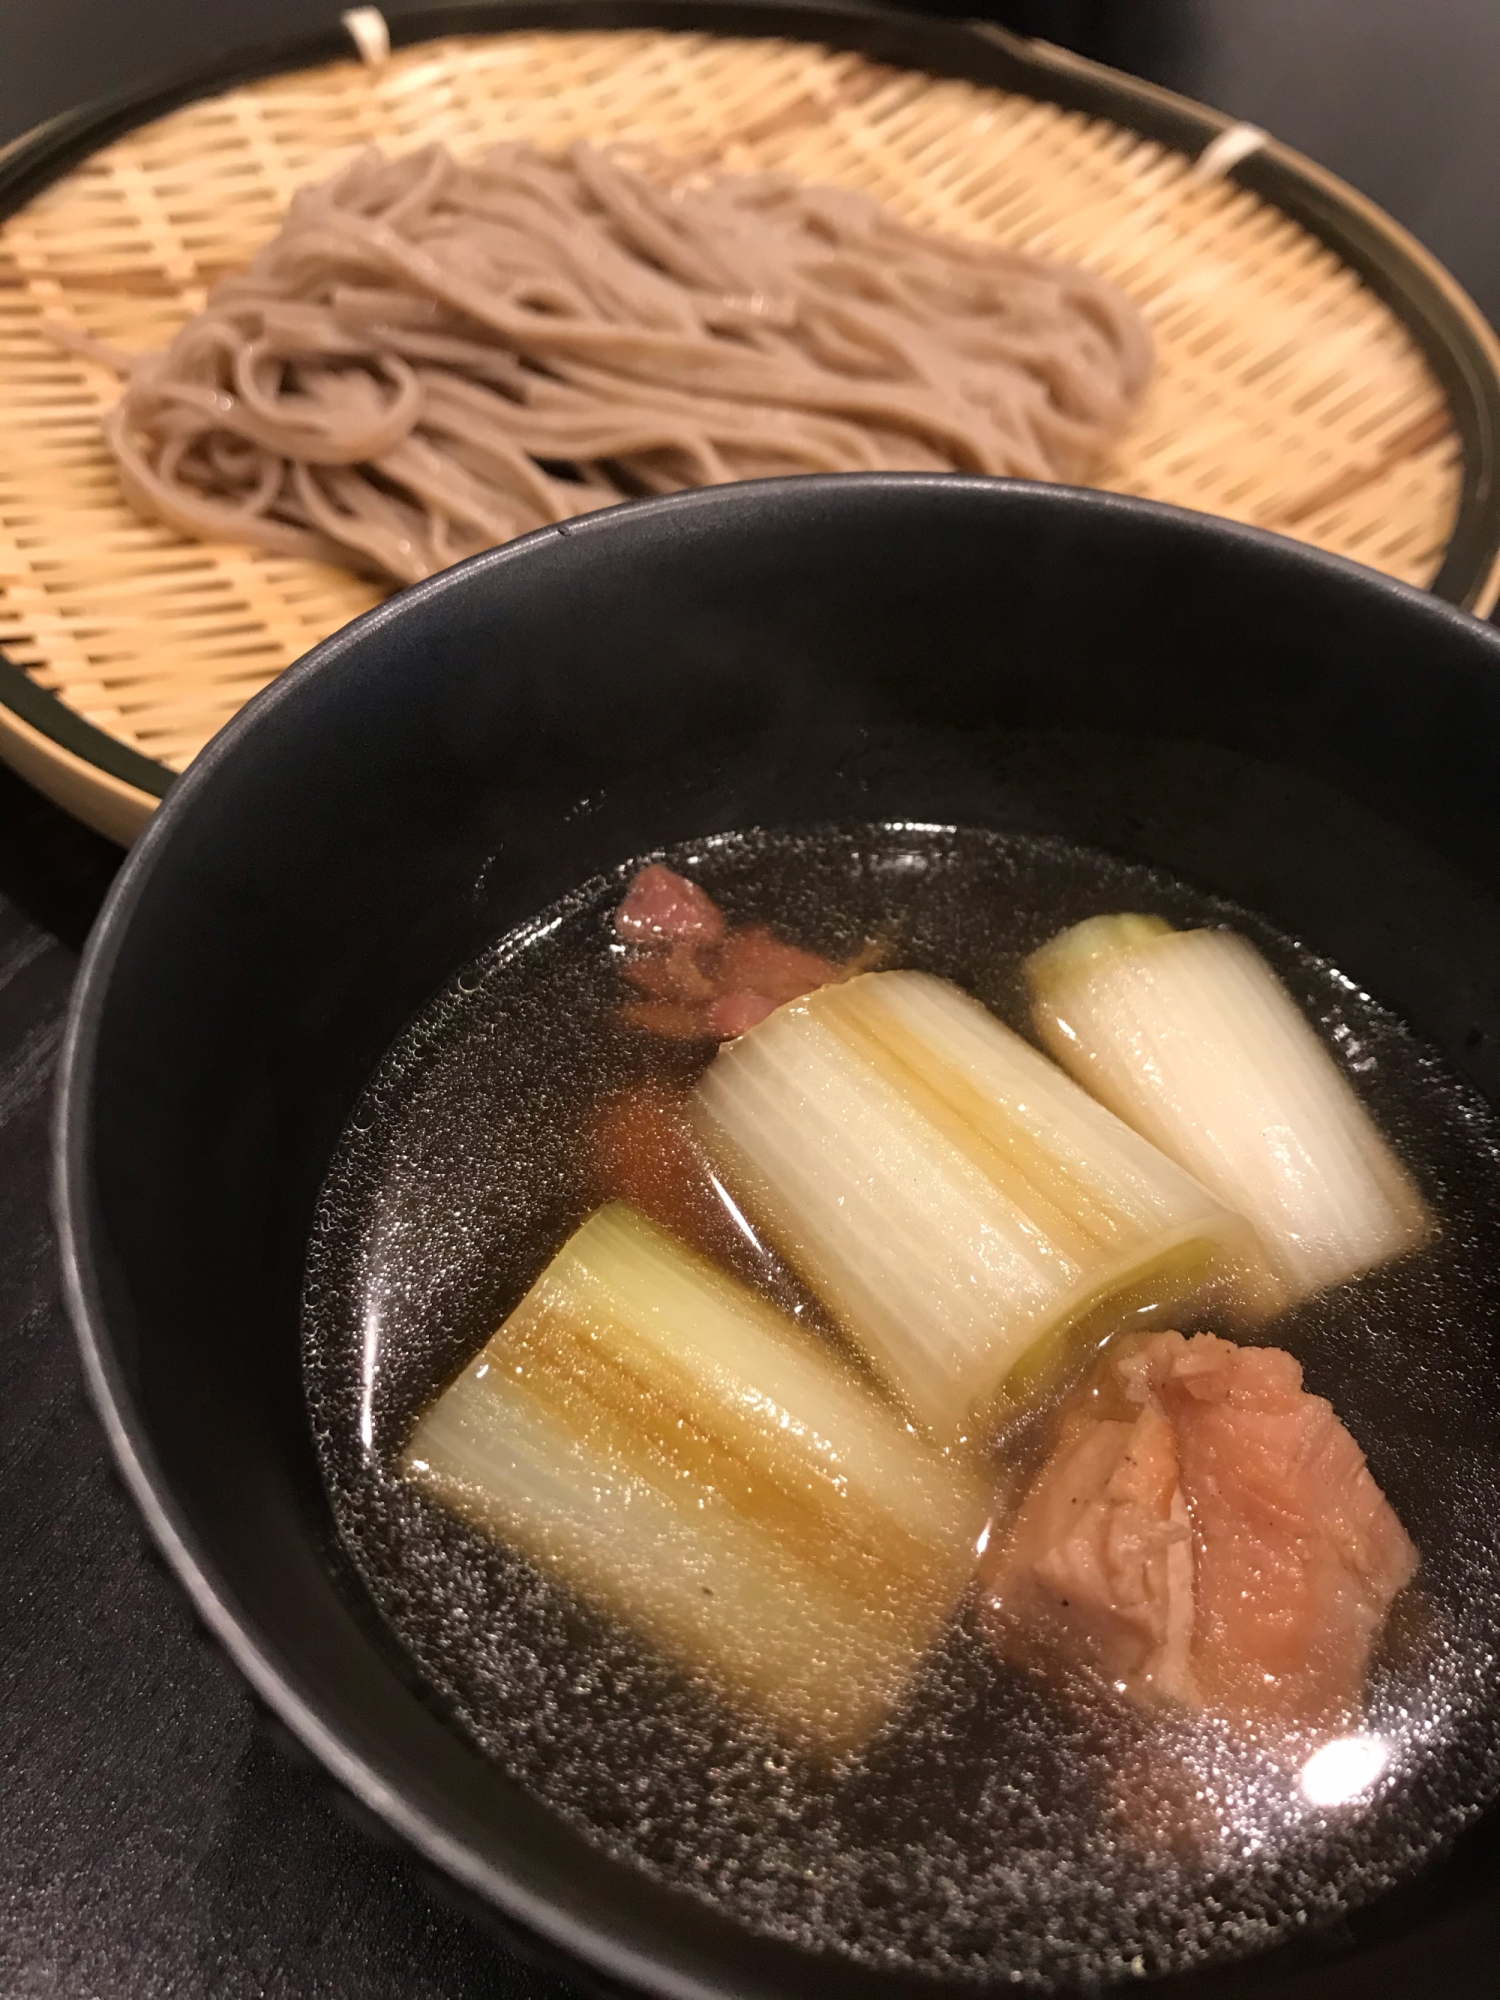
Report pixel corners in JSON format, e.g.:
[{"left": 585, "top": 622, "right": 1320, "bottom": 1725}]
[{"left": 0, "top": 27, "right": 1485, "bottom": 837}]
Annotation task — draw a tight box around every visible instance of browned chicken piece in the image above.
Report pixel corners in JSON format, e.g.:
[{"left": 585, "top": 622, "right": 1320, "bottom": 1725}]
[
  {"left": 981, "top": 1331, "right": 1417, "bottom": 1734},
  {"left": 613, "top": 865, "right": 857, "bottom": 1041}
]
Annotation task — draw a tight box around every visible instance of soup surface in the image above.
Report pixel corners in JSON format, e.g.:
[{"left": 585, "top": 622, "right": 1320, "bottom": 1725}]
[{"left": 304, "top": 824, "right": 1500, "bottom": 1987}]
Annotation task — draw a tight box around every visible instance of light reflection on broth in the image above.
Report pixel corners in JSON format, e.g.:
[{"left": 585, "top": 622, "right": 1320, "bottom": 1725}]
[{"left": 303, "top": 824, "right": 1500, "bottom": 1987}]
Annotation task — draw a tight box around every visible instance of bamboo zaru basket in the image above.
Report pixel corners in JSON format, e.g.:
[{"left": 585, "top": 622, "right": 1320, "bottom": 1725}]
[{"left": 3, "top": 1, "right": 1499, "bottom": 841}]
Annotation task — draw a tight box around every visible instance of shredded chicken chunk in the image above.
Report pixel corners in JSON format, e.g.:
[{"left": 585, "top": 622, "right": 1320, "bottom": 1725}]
[{"left": 981, "top": 1332, "right": 1417, "bottom": 1733}]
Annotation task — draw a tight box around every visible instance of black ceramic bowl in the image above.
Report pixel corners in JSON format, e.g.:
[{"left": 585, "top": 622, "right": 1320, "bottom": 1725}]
[{"left": 57, "top": 476, "right": 1500, "bottom": 1998}]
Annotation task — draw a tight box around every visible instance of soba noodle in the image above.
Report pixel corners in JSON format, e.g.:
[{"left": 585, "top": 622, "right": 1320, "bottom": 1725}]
[{"left": 85, "top": 142, "right": 1154, "bottom": 584}]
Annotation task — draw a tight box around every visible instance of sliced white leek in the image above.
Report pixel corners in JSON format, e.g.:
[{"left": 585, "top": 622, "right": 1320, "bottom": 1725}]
[
  {"left": 1026, "top": 916, "right": 1432, "bottom": 1304},
  {"left": 401, "top": 1202, "right": 985, "bottom": 1748},
  {"left": 692, "top": 971, "right": 1269, "bottom": 1439}
]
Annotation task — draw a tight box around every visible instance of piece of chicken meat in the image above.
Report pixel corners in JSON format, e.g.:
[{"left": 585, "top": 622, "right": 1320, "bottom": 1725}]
[
  {"left": 613, "top": 863, "right": 857, "bottom": 1040},
  {"left": 980, "top": 1331, "right": 1417, "bottom": 1733}
]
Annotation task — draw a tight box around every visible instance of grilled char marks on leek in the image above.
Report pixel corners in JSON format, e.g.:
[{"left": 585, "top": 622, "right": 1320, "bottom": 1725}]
[
  {"left": 402, "top": 1202, "right": 985, "bottom": 1748},
  {"left": 692, "top": 970, "right": 1270, "bottom": 1440}
]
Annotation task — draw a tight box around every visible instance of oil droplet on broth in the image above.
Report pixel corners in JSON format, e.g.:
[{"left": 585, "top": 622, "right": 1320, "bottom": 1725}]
[{"left": 302, "top": 824, "right": 1500, "bottom": 1988}]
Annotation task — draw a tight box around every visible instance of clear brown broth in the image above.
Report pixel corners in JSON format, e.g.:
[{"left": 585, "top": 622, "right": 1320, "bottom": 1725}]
[{"left": 303, "top": 824, "right": 1500, "bottom": 1988}]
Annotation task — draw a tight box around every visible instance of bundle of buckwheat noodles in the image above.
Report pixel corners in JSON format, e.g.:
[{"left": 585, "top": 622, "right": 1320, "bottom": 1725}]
[{"left": 91, "top": 141, "right": 1153, "bottom": 584}]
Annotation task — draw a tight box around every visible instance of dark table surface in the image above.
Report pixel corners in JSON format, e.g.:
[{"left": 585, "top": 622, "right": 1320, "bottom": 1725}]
[{"left": 3, "top": 5, "right": 1500, "bottom": 1997}]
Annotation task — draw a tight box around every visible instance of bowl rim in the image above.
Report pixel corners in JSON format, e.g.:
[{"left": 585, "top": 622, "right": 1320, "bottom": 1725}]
[{"left": 53, "top": 472, "right": 1500, "bottom": 1998}]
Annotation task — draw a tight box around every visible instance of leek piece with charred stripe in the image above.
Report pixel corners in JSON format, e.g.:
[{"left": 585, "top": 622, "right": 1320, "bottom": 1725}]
[
  {"left": 401, "top": 1201, "right": 985, "bottom": 1748},
  {"left": 692, "top": 970, "right": 1270, "bottom": 1440},
  {"left": 1026, "top": 916, "right": 1432, "bottom": 1304}
]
